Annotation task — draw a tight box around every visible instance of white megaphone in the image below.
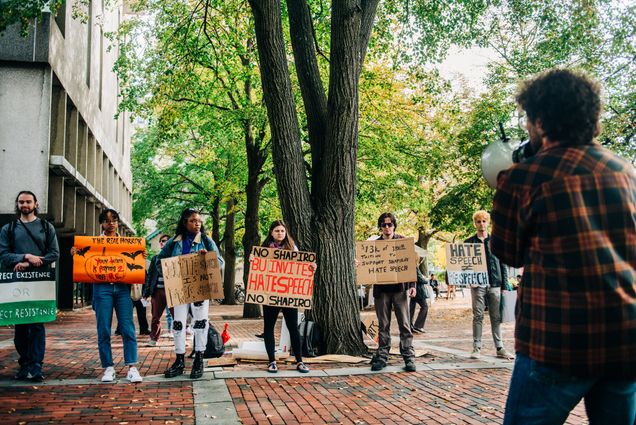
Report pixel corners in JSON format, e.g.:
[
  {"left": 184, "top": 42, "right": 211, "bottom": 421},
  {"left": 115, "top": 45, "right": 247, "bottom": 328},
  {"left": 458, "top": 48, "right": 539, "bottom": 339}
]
[{"left": 480, "top": 123, "right": 533, "bottom": 188}]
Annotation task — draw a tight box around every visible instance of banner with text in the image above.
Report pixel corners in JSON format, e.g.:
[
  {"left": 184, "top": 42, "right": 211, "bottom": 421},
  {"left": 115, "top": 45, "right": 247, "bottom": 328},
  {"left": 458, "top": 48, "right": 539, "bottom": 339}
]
[
  {"left": 0, "top": 265, "right": 56, "bottom": 325},
  {"left": 161, "top": 252, "right": 223, "bottom": 307},
  {"left": 355, "top": 238, "right": 417, "bottom": 285},
  {"left": 445, "top": 243, "right": 489, "bottom": 287},
  {"left": 73, "top": 236, "right": 146, "bottom": 284},
  {"left": 246, "top": 247, "right": 315, "bottom": 309}
]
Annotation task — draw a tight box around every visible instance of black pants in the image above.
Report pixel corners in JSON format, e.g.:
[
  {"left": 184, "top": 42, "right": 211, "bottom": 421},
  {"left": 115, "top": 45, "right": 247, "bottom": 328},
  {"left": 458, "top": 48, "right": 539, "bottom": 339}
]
[
  {"left": 263, "top": 305, "right": 302, "bottom": 363},
  {"left": 15, "top": 323, "right": 46, "bottom": 374},
  {"left": 409, "top": 297, "right": 429, "bottom": 329},
  {"left": 132, "top": 299, "right": 149, "bottom": 334}
]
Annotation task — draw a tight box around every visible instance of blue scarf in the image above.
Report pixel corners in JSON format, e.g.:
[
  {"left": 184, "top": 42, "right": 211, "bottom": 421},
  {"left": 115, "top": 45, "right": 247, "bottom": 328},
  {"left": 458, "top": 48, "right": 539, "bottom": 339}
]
[{"left": 182, "top": 232, "right": 198, "bottom": 255}]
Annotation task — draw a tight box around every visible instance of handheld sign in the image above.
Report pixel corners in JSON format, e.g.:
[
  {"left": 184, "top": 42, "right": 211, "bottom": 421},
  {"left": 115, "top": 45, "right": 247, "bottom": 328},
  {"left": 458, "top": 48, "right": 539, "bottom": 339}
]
[
  {"left": 445, "top": 243, "right": 489, "bottom": 287},
  {"left": 246, "top": 247, "right": 315, "bottom": 309},
  {"left": 356, "top": 238, "right": 417, "bottom": 285},
  {"left": 0, "top": 265, "right": 56, "bottom": 325},
  {"left": 161, "top": 252, "right": 223, "bottom": 307},
  {"left": 72, "top": 236, "right": 146, "bottom": 284}
]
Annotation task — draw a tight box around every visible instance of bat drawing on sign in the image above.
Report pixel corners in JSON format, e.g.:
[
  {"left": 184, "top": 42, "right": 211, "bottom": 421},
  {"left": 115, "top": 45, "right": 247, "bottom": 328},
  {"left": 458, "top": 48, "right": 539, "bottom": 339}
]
[
  {"left": 122, "top": 250, "right": 145, "bottom": 260},
  {"left": 75, "top": 246, "right": 90, "bottom": 257},
  {"left": 126, "top": 263, "right": 144, "bottom": 271}
]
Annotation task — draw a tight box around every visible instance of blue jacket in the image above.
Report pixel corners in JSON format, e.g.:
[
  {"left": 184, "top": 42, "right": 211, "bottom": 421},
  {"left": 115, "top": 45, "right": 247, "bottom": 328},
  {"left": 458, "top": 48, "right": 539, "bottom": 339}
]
[{"left": 155, "top": 232, "right": 225, "bottom": 274}]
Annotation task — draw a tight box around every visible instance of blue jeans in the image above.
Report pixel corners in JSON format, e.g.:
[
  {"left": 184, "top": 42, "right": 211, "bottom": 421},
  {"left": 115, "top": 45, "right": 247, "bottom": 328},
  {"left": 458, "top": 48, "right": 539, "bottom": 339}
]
[
  {"left": 14, "top": 323, "right": 45, "bottom": 374},
  {"left": 93, "top": 283, "right": 138, "bottom": 368},
  {"left": 504, "top": 353, "right": 636, "bottom": 425}
]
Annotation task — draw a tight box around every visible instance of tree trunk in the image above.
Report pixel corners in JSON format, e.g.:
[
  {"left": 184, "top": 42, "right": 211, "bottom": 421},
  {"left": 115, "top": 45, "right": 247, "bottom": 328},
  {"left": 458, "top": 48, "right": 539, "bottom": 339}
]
[
  {"left": 417, "top": 229, "right": 432, "bottom": 276},
  {"left": 210, "top": 196, "right": 221, "bottom": 248},
  {"left": 222, "top": 198, "right": 237, "bottom": 304},
  {"left": 249, "top": 0, "right": 379, "bottom": 354},
  {"left": 242, "top": 119, "right": 266, "bottom": 318}
]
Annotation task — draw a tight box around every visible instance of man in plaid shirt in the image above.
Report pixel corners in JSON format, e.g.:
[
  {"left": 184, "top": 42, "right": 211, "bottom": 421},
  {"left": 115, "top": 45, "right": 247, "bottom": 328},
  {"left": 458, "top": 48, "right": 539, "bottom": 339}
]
[{"left": 491, "top": 69, "right": 636, "bottom": 424}]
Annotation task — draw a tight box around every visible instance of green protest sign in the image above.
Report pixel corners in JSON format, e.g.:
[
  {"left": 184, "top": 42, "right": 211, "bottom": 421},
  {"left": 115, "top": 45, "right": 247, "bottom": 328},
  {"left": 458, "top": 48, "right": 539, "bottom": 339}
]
[{"left": 0, "top": 266, "right": 56, "bottom": 325}]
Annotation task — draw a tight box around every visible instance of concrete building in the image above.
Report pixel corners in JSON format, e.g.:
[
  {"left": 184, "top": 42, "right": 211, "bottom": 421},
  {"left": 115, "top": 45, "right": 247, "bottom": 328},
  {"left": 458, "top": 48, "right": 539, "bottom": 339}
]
[{"left": 0, "top": 2, "right": 134, "bottom": 308}]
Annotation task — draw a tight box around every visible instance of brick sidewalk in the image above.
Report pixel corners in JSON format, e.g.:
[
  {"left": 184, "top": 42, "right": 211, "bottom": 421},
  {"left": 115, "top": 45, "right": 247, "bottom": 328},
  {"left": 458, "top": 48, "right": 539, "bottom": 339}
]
[{"left": 0, "top": 298, "right": 588, "bottom": 424}]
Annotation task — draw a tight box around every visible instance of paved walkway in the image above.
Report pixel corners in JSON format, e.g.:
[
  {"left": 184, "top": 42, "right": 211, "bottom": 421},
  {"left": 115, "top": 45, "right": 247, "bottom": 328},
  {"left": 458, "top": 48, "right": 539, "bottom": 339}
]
[{"left": 0, "top": 296, "right": 588, "bottom": 424}]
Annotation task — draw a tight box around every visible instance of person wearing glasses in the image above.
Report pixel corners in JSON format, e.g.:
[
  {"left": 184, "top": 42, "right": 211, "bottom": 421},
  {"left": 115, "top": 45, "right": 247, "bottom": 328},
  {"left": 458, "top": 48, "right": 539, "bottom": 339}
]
[
  {"left": 71, "top": 209, "right": 143, "bottom": 383},
  {"left": 156, "top": 208, "right": 224, "bottom": 379},
  {"left": 143, "top": 234, "right": 170, "bottom": 347},
  {"left": 369, "top": 212, "right": 416, "bottom": 372}
]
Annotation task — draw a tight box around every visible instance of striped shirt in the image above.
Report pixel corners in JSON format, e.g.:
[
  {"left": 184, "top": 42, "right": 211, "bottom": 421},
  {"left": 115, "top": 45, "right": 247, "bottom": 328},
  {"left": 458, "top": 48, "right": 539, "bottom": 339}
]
[{"left": 490, "top": 141, "right": 636, "bottom": 378}]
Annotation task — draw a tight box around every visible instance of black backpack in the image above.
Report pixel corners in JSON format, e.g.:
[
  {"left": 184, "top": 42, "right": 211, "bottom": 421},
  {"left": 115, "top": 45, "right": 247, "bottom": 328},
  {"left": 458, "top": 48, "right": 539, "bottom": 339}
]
[
  {"left": 298, "top": 319, "right": 321, "bottom": 357},
  {"left": 7, "top": 218, "right": 51, "bottom": 253},
  {"left": 203, "top": 322, "right": 225, "bottom": 359}
]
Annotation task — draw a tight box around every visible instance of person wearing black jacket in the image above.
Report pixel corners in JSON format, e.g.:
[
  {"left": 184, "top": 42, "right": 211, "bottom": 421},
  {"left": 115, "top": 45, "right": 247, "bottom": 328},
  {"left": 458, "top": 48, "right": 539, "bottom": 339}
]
[
  {"left": 464, "top": 210, "right": 513, "bottom": 360},
  {"left": 143, "top": 234, "right": 170, "bottom": 346},
  {"left": 410, "top": 268, "right": 429, "bottom": 333}
]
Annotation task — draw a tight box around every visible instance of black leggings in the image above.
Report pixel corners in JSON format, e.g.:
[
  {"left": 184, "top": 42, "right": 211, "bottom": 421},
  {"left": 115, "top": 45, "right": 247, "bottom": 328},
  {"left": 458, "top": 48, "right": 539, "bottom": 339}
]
[{"left": 263, "top": 305, "right": 302, "bottom": 363}]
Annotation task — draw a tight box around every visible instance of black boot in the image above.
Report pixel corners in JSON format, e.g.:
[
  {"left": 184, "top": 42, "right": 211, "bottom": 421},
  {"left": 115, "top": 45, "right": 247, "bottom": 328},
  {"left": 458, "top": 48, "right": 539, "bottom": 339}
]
[
  {"left": 190, "top": 351, "right": 204, "bottom": 379},
  {"left": 164, "top": 354, "right": 185, "bottom": 378}
]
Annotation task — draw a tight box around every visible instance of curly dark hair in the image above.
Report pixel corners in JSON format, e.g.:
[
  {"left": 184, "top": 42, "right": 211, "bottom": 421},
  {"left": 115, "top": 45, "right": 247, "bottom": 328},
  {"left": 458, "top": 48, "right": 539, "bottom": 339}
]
[
  {"left": 174, "top": 208, "right": 207, "bottom": 238},
  {"left": 516, "top": 69, "right": 602, "bottom": 146},
  {"left": 377, "top": 212, "right": 397, "bottom": 230}
]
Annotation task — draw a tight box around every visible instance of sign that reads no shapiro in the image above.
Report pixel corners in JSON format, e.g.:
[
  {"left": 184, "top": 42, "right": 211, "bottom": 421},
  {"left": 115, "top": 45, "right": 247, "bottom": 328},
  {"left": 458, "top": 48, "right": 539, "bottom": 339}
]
[
  {"left": 445, "top": 243, "right": 489, "bottom": 287},
  {"left": 246, "top": 247, "right": 315, "bottom": 309}
]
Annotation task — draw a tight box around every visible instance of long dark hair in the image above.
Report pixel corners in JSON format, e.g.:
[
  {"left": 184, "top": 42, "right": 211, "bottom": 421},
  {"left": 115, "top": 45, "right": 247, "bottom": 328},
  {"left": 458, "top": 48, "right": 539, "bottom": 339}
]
[
  {"left": 261, "top": 220, "right": 295, "bottom": 250},
  {"left": 174, "top": 208, "right": 207, "bottom": 238}
]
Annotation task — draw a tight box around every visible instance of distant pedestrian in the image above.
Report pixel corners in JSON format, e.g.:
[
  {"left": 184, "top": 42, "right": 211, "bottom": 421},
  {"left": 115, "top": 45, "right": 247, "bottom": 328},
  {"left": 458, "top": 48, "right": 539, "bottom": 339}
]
[
  {"left": 0, "top": 191, "right": 59, "bottom": 382},
  {"left": 410, "top": 268, "right": 429, "bottom": 333},
  {"left": 157, "top": 208, "right": 223, "bottom": 379},
  {"left": 429, "top": 274, "right": 439, "bottom": 299},
  {"left": 71, "top": 209, "right": 143, "bottom": 383}
]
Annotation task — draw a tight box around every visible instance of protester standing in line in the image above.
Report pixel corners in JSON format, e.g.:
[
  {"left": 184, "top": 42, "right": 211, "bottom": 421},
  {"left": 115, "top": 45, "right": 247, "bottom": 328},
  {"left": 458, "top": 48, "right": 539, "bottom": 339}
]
[
  {"left": 143, "top": 234, "right": 170, "bottom": 346},
  {"left": 410, "top": 268, "right": 429, "bottom": 333},
  {"left": 250, "top": 220, "right": 310, "bottom": 374},
  {"left": 367, "top": 212, "right": 416, "bottom": 372},
  {"left": 0, "top": 191, "right": 59, "bottom": 382},
  {"left": 491, "top": 69, "right": 636, "bottom": 424},
  {"left": 464, "top": 210, "right": 514, "bottom": 360},
  {"left": 157, "top": 208, "right": 224, "bottom": 379},
  {"left": 71, "top": 209, "right": 143, "bottom": 383}
]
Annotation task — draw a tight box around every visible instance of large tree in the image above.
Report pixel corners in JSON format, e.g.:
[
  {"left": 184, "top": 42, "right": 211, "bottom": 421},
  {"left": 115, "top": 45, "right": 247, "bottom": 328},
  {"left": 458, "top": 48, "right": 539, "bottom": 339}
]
[{"left": 247, "top": 0, "right": 489, "bottom": 353}]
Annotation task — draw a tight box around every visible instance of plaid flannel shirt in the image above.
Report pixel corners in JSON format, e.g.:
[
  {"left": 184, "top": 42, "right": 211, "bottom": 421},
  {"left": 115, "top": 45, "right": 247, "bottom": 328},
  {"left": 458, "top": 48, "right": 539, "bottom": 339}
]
[{"left": 491, "top": 141, "right": 636, "bottom": 378}]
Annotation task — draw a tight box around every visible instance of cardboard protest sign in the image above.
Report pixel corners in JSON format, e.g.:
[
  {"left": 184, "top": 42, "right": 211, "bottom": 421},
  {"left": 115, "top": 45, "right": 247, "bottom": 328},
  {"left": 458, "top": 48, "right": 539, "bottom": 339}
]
[
  {"left": 361, "top": 315, "right": 379, "bottom": 344},
  {"left": 0, "top": 265, "right": 56, "bottom": 325},
  {"left": 245, "top": 247, "right": 315, "bottom": 309},
  {"left": 355, "top": 238, "right": 417, "bottom": 285},
  {"left": 72, "top": 236, "right": 146, "bottom": 284},
  {"left": 161, "top": 251, "right": 223, "bottom": 307},
  {"left": 445, "top": 243, "right": 489, "bottom": 287}
]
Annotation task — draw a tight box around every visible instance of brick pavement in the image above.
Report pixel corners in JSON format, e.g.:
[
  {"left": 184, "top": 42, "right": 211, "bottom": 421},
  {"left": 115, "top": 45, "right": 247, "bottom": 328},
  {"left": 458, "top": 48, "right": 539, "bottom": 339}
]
[{"left": 0, "top": 297, "right": 589, "bottom": 424}]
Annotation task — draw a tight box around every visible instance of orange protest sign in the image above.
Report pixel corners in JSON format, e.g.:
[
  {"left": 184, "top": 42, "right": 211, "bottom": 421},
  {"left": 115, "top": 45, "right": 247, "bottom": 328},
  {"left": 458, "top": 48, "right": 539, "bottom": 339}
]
[
  {"left": 72, "top": 236, "right": 146, "bottom": 284},
  {"left": 245, "top": 247, "right": 315, "bottom": 309}
]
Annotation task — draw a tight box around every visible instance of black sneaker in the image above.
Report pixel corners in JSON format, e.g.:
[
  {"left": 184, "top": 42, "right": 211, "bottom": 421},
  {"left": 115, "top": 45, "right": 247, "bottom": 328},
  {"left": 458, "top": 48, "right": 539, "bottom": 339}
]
[
  {"left": 371, "top": 360, "right": 386, "bottom": 371},
  {"left": 13, "top": 365, "right": 29, "bottom": 380},
  {"left": 30, "top": 373, "right": 45, "bottom": 383},
  {"left": 255, "top": 333, "right": 264, "bottom": 339},
  {"left": 404, "top": 359, "right": 416, "bottom": 372}
]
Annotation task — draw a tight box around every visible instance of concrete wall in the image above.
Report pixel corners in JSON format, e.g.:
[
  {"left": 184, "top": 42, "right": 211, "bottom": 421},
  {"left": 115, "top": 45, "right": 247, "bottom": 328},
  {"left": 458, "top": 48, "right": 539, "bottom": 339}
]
[{"left": 0, "top": 66, "right": 52, "bottom": 213}]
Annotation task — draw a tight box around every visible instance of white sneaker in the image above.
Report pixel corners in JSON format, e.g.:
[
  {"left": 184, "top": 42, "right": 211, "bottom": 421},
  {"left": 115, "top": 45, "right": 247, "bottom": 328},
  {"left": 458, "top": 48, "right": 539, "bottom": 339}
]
[
  {"left": 470, "top": 348, "right": 481, "bottom": 359},
  {"left": 497, "top": 347, "right": 515, "bottom": 360},
  {"left": 127, "top": 366, "right": 143, "bottom": 383},
  {"left": 147, "top": 339, "right": 157, "bottom": 347},
  {"left": 101, "top": 366, "right": 116, "bottom": 382}
]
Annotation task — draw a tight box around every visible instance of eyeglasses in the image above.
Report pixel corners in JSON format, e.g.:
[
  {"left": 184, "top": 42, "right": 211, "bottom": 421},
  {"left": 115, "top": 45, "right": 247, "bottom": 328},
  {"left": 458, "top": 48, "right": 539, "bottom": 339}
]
[
  {"left": 380, "top": 223, "right": 394, "bottom": 228},
  {"left": 103, "top": 220, "right": 118, "bottom": 224}
]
